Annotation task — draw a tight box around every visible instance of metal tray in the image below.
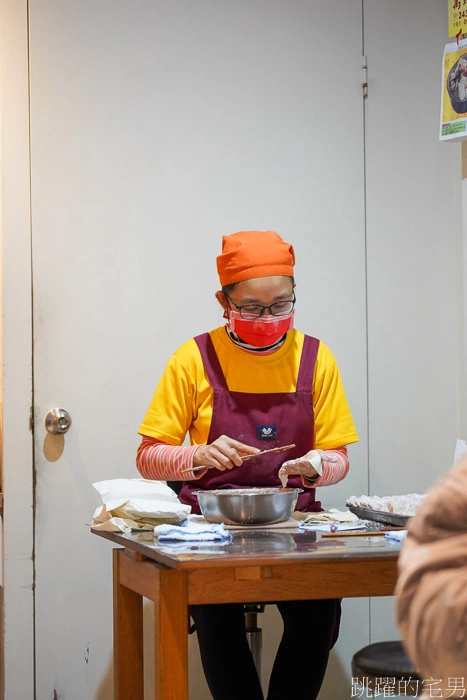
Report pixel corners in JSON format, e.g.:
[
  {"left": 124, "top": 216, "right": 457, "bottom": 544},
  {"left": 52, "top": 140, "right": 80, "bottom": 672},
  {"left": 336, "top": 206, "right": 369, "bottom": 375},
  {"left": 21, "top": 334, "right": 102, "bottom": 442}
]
[{"left": 347, "top": 505, "right": 410, "bottom": 527}]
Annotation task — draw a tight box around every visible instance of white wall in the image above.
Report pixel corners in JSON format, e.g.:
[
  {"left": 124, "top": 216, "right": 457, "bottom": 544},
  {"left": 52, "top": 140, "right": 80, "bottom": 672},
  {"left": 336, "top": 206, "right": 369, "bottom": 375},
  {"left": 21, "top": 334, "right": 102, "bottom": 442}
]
[
  {"left": 365, "top": 0, "right": 463, "bottom": 649},
  {"left": 366, "top": 0, "right": 463, "bottom": 497}
]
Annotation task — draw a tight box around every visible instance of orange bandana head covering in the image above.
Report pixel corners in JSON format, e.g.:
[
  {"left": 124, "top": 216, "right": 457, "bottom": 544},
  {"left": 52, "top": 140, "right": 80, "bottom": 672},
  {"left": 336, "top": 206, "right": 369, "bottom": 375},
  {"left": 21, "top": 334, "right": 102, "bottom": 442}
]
[{"left": 216, "top": 230, "right": 295, "bottom": 286}]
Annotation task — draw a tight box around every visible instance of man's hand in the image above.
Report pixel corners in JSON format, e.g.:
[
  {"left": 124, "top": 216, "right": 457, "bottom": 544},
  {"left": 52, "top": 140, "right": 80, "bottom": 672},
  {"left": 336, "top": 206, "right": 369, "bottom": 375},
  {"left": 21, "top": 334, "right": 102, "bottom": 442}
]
[
  {"left": 193, "top": 435, "right": 260, "bottom": 471},
  {"left": 278, "top": 449, "right": 337, "bottom": 482}
]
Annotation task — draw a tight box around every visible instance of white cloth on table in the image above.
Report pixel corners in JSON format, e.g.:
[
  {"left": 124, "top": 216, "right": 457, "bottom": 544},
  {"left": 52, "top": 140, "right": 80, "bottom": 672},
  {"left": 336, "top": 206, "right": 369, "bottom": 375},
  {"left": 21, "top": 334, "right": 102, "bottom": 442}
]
[{"left": 154, "top": 520, "right": 232, "bottom": 542}]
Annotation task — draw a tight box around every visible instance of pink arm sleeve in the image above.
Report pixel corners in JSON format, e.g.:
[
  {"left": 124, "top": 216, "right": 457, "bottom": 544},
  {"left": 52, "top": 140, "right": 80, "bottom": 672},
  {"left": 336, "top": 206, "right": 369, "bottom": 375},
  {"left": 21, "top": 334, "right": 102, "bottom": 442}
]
[
  {"left": 300, "top": 446, "right": 349, "bottom": 488},
  {"left": 136, "top": 435, "right": 207, "bottom": 481},
  {"left": 136, "top": 439, "right": 348, "bottom": 487}
]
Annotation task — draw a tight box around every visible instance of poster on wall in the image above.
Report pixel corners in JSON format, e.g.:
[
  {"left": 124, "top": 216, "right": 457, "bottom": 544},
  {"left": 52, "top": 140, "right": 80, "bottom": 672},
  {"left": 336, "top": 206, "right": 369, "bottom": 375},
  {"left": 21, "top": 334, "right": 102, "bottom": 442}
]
[
  {"left": 448, "top": 0, "right": 467, "bottom": 39},
  {"left": 440, "top": 38, "right": 467, "bottom": 140}
]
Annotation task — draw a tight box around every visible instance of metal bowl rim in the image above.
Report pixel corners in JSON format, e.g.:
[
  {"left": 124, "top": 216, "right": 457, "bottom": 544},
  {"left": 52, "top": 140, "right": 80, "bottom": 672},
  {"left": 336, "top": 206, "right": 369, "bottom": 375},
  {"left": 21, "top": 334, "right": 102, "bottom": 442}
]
[{"left": 192, "top": 488, "right": 303, "bottom": 496}]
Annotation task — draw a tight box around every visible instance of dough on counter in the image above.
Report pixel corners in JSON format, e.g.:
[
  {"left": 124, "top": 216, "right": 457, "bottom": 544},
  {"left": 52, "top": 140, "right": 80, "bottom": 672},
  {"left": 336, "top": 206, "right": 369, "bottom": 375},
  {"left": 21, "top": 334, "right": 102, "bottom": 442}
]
[{"left": 346, "top": 493, "right": 425, "bottom": 517}]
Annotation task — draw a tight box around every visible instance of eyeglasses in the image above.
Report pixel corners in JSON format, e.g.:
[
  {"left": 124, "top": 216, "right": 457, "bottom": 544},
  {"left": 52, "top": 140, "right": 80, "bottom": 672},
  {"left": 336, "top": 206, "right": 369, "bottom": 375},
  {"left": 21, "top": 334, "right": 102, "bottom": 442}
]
[{"left": 225, "top": 292, "right": 296, "bottom": 320}]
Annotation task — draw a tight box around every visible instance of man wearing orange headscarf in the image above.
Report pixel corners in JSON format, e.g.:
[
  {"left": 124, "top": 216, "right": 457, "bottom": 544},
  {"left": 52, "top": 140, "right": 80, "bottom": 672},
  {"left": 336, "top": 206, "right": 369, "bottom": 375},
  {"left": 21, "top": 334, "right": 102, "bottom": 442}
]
[{"left": 137, "top": 230, "right": 358, "bottom": 700}]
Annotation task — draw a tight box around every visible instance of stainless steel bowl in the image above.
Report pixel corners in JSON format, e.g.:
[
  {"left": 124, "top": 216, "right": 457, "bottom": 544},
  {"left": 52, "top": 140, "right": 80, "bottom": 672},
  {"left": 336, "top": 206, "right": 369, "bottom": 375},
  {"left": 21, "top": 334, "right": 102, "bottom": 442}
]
[{"left": 193, "top": 487, "right": 303, "bottom": 525}]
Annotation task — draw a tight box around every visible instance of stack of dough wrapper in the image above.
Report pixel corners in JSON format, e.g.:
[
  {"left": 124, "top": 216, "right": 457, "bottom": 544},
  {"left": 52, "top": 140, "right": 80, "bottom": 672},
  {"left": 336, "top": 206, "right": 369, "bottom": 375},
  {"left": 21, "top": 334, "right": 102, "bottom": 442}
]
[{"left": 300, "top": 508, "right": 359, "bottom": 524}]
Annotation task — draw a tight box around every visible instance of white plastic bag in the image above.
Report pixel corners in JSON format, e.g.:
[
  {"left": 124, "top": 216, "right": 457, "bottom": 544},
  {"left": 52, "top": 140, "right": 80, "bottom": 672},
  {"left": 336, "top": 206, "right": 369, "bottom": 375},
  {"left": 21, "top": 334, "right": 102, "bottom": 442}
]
[{"left": 91, "top": 478, "right": 191, "bottom": 532}]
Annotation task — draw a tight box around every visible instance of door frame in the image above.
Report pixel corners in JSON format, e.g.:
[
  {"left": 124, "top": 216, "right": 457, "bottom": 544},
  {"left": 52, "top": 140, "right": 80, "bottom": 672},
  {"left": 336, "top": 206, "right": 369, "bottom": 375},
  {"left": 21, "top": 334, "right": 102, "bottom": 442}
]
[{"left": 0, "top": 1, "right": 35, "bottom": 698}]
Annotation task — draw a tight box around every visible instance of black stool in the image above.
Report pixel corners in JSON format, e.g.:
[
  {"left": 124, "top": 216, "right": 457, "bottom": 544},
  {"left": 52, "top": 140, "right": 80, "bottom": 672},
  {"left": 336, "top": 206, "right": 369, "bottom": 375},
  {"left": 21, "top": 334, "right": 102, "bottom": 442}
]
[{"left": 352, "top": 641, "right": 422, "bottom": 697}]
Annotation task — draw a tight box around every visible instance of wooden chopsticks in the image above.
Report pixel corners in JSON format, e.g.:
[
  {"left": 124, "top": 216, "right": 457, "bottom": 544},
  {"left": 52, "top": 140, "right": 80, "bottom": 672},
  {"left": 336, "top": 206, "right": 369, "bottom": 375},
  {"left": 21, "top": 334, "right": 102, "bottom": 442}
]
[
  {"left": 321, "top": 526, "right": 406, "bottom": 538},
  {"left": 240, "top": 443, "right": 296, "bottom": 461},
  {"left": 180, "top": 443, "right": 296, "bottom": 474}
]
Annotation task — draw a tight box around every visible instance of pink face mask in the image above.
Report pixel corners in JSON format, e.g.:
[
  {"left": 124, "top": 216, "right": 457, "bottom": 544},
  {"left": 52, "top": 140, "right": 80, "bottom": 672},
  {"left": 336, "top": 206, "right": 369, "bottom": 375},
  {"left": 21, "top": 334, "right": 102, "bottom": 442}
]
[{"left": 227, "top": 310, "right": 295, "bottom": 347}]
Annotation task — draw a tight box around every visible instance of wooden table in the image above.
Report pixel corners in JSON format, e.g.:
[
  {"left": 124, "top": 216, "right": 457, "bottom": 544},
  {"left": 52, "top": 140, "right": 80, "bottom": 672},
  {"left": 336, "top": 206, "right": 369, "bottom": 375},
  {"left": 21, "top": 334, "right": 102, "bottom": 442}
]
[{"left": 93, "top": 526, "right": 400, "bottom": 700}]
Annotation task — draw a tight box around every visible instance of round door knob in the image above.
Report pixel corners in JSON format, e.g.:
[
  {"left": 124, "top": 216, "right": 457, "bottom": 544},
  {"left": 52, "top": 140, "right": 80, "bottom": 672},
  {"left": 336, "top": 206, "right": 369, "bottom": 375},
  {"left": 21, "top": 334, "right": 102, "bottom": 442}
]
[{"left": 45, "top": 408, "right": 72, "bottom": 434}]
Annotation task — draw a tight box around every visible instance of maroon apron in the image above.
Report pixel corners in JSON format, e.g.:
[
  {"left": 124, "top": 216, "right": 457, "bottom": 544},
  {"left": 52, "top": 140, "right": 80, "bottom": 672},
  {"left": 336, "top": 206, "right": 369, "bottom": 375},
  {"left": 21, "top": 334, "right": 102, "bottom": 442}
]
[{"left": 179, "top": 332, "right": 323, "bottom": 514}]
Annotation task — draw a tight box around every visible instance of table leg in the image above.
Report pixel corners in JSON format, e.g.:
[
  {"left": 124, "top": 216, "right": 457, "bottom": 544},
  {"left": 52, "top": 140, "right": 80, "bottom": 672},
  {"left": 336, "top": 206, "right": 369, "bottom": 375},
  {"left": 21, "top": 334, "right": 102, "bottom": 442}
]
[
  {"left": 113, "top": 549, "right": 144, "bottom": 700},
  {"left": 154, "top": 568, "right": 188, "bottom": 700}
]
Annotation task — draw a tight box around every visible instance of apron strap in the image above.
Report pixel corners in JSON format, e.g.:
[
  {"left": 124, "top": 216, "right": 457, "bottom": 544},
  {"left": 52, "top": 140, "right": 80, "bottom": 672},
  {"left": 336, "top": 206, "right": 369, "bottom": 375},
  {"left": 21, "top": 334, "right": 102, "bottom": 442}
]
[
  {"left": 296, "top": 335, "right": 320, "bottom": 392},
  {"left": 195, "top": 332, "right": 319, "bottom": 392},
  {"left": 194, "top": 333, "right": 229, "bottom": 390}
]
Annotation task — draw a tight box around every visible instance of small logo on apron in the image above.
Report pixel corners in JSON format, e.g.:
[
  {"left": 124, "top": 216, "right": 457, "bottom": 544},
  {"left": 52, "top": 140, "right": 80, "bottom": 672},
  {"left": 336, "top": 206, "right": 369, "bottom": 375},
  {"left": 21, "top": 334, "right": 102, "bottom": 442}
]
[{"left": 257, "top": 425, "right": 277, "bottom": 440}]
